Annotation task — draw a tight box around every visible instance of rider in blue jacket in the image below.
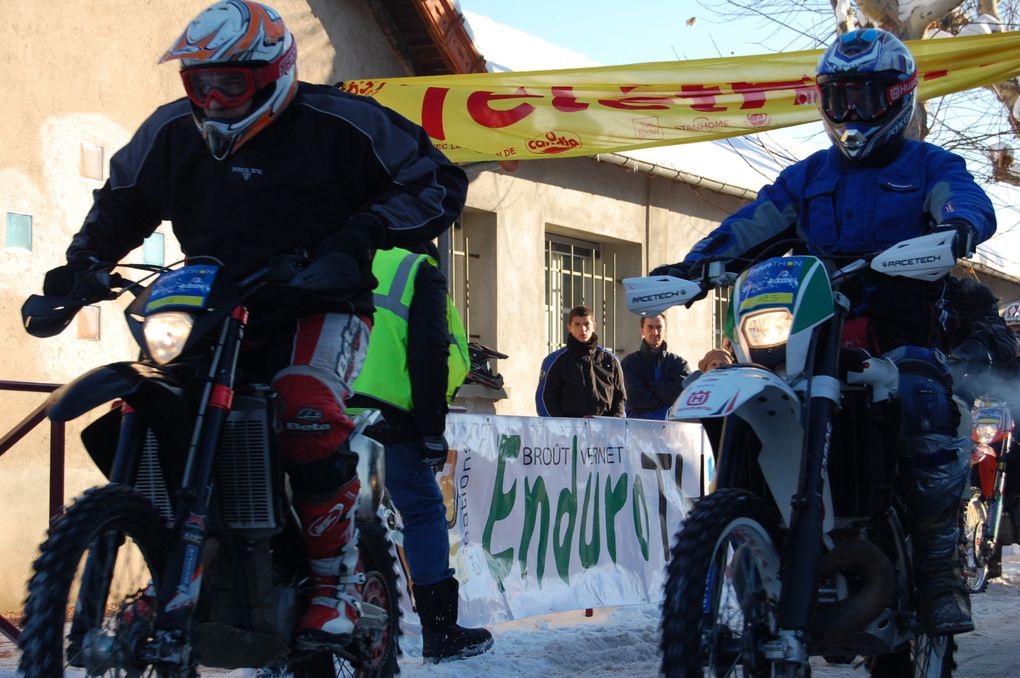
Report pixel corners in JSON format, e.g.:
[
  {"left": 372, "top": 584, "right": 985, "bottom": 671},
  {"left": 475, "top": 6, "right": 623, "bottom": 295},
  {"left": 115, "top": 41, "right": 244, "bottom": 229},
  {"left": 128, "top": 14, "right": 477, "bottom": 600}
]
[{"left": 653, "top": 28, "right": 996, "bottom": 636}]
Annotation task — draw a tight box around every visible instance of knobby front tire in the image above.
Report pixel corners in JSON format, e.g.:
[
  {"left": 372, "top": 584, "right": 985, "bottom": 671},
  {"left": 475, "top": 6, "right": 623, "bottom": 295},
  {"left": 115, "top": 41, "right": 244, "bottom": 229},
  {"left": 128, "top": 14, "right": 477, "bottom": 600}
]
[
  {"left": 18, "top": 483, "right": 169, "bottom": 678},
  {"left": 660, "top": 488, "right": 784, "bottom": 678}
]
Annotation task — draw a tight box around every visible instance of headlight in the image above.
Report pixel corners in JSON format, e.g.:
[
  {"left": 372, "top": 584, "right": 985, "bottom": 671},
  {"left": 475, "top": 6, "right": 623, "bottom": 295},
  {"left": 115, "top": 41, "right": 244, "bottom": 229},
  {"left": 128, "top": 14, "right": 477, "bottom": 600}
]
[
  {"left": 973, "top": 423, "right": 999, "bottom": 445},
  {"left": 740, "top": 309, "right": 793, "bottom": 349},
  {"left": 143, "top": 312, "right": 196, "bottom": 365}
]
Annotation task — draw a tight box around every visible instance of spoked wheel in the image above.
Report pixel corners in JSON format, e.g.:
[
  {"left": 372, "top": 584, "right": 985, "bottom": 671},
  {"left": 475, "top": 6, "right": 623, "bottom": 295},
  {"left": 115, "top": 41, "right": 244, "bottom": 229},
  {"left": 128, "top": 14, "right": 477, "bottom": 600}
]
[
  {"left": 962, "top": 492, "right": 990, "bottom": 594},
  {"left": 18, "top": 484, "right": 169, "bottom": 677},
  {"left": 293, "top": 516, "right": 401, "bottom": 678},
  {"left": 869, "top": 634, "right": 957, "bottom": 677},
  {"left": 661, "top": 489, "right": 784, "bottom": 678}
]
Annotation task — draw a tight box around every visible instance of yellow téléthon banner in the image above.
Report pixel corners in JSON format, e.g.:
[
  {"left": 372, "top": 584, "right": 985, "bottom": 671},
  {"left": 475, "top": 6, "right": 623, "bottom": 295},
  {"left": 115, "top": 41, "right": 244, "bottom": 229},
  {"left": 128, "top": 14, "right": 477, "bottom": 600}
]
[{"left": 343, "top": 32, "right": 1020, "bottom": 163}]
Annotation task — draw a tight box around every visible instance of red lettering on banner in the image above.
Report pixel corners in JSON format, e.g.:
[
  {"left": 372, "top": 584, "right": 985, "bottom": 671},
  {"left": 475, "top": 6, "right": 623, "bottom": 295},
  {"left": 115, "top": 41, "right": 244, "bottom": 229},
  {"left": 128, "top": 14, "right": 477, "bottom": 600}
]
[
  {"left": 731, "top": 78, "right": 816, "bottom": 109},
  {"left": 598, "top": 86, "right": 672, "bottom": 110},
  {"left": 677, "top": 85, "right": 726, "bottom": 112},
  {"left": 923, "top": 70, "right": 948, "bottom": 80},
  {"left": 467, "top": 88, "right": 543, "bottom": 129},
  {"left": 421, "top": 87, "right": 450, "bottom": 140},
  {"left": 551, "top": 86, "right": 590, "bottom": 112}
]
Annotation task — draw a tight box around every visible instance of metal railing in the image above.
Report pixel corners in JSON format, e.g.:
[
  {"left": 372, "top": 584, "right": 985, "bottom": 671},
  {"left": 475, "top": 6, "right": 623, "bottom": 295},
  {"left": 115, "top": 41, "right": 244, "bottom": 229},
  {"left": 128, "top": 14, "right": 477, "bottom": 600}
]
[{"left": 0, "top": 380, "right": 64, "bottom": 646}]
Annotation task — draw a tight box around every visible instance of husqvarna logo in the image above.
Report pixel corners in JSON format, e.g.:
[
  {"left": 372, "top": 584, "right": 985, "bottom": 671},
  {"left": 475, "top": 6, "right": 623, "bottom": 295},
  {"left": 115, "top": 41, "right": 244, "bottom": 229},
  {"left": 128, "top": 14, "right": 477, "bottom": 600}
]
[
  {"left": 881, "top": 255, "right": 942, "bottom": 268},
  {"left": 631, "top": 290, "right": 681, "bottom": 304},
  {"left": 686, "top": 390, "right": 710, "bottom": 406}
]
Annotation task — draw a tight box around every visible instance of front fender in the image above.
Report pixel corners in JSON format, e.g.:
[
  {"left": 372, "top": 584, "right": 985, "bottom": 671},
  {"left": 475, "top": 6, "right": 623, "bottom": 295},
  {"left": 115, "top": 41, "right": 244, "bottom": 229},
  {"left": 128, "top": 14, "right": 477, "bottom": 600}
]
[
  {"left": 48, "top": 361, "right": 188, "bottom": 422},
  {"left": 672, "top": 367, "right": 833, "bottom": 532},
  {"left": 670, "top": 367, "right": 799, "bottom": 422}
]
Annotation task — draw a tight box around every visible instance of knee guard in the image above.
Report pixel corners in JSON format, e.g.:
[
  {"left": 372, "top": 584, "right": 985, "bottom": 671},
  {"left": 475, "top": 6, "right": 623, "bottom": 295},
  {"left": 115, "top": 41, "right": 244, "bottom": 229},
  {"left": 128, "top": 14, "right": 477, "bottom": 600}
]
[
  {"left": 886, "top": 346, "right": 959, "bottom": 437},
  {"left": 274, "top": 371, "right": 354, "bottom": 465}
]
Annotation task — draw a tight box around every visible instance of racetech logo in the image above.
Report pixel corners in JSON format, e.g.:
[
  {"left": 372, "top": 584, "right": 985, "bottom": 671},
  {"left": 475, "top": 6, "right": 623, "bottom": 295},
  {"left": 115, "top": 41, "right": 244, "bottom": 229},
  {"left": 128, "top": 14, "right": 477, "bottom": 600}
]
[{"left": 527, "top": 130, "right": 582, "bottom": 154}]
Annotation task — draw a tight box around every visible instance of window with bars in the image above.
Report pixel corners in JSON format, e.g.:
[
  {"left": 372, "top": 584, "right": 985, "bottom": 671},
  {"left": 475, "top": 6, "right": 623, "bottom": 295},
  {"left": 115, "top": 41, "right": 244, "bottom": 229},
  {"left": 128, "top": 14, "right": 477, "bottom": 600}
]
[{"left": 543, "top": 235, "right": 621, "bottom": 356}]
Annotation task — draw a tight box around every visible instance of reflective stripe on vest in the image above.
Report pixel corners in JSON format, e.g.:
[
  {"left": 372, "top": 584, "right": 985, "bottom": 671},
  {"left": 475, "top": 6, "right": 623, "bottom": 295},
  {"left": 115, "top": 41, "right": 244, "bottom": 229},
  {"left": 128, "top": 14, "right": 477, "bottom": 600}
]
[{"left": 352, "top": 247, "right": 470, "bottom": 412}]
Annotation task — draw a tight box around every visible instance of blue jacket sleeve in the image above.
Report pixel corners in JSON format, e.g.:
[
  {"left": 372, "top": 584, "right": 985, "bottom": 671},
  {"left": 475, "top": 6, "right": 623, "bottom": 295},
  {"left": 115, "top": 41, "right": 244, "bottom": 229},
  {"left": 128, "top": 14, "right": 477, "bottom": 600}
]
[
  {"left": 924, "top": 146, "right": 996, "bottom": 244},
  {"left": 535, "top": 349, "right": 565, "bottom": 417},
  {"left": 683, "top": 165, "right": 801, "bottom": 267}
]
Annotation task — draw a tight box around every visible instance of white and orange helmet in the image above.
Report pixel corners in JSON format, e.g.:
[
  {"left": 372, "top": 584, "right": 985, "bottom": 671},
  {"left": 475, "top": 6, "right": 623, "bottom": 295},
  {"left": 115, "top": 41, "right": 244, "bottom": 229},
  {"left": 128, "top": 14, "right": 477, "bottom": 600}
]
[{"left": 161, "top": 0, "right": 298, "bottom": 160}]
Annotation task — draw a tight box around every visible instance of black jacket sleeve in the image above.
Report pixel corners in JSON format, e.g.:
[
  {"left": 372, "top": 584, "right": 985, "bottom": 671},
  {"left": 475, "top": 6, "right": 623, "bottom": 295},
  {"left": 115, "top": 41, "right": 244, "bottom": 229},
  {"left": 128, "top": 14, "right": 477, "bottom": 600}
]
[
  {"left": 622, "top": 354, "right": 663, "bottom": 413},
  {"left": 407, "top": 263, "right": 451, "bottom": 437},
  {"left": 610, "top": 358, "right": 627, "bottom": 417},
  {"left": 537, "top": 353, "right": 566, "bottom": 417},
  {"left": 651, "top": 354, "right": 690, "bottom": 406}
]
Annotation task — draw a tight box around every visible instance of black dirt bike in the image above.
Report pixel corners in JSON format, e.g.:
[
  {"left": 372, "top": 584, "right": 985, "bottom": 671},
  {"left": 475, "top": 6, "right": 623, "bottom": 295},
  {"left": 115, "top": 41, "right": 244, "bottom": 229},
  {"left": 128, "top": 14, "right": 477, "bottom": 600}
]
[
  {"left": 17, "top": 256, "right": 400, "bottom": 677},
  {"left": 625, "top": 232, "right": 964, "bottom": 677}
]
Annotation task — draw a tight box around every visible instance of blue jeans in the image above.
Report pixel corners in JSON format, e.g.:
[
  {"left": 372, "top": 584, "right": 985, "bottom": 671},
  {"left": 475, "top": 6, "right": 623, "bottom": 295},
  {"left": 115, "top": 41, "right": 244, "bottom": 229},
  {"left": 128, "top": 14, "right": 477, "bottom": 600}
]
[{"left": 384, "top": 439, "right": 454, "bottom": 586}]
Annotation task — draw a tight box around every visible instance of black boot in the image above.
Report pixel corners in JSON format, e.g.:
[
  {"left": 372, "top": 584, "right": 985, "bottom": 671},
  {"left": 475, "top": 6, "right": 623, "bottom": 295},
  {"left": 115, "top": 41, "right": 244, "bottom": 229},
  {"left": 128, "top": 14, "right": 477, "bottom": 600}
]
[
  {"left": 900, "top": 434, "right": 974, "bottom": 636},
  {"left": 414, "top": 578, "right": 493, "bottom": 663}
]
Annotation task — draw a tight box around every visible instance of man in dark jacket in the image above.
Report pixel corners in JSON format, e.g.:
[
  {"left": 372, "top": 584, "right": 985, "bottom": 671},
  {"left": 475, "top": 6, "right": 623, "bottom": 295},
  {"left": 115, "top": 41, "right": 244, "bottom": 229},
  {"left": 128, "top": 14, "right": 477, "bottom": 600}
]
[
  {"left": 36, "top": 0, "right": 467, "bottom": 650},
  {"left": 536, "top": 305, "right": 626, "bottom": 417},
  {"left": 621, "top": 314, "right": 689, "bottom": 419},
  {"left": 348, "top": 243, "right": 491, "bottom": 664}
]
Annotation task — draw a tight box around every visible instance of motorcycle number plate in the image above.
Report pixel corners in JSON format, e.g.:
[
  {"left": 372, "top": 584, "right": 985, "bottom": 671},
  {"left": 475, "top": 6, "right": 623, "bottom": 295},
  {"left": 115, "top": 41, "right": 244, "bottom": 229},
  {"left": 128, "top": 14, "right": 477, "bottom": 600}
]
[{"left": 145, "top": 265, "right": 220, "bottom": 313}]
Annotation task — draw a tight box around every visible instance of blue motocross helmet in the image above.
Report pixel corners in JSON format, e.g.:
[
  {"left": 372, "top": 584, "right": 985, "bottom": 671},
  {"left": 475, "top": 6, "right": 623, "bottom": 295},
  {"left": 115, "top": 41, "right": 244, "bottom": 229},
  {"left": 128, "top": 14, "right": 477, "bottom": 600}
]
[{"left": 816, "top": 29, "right": 917, "bottom": 162}]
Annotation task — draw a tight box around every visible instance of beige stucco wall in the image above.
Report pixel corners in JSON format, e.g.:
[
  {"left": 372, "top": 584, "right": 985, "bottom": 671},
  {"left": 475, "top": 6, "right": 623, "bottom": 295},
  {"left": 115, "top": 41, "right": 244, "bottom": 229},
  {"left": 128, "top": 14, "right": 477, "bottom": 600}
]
[{"left": 0, "top": 0, "right": 408, "bottom": 615}]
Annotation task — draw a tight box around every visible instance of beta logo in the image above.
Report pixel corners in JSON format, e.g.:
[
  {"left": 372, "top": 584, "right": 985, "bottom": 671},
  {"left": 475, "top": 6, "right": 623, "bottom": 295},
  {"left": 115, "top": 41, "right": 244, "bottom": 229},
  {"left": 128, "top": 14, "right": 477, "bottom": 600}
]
[{"left": 527, "top": 130, "right": 582, "bottom": 155}]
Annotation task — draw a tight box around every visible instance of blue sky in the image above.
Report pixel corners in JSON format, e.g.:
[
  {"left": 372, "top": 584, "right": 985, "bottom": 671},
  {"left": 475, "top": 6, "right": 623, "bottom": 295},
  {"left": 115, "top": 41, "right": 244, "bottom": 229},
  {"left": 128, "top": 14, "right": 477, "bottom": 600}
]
[{"left": 457, "top": 0, "right": 830, "bottom": 66}]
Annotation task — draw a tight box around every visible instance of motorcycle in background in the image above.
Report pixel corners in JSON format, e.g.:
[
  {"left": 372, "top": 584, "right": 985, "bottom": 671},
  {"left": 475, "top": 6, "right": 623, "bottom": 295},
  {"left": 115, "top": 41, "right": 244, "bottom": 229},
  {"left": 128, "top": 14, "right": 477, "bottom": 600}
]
[
  {"left": 626, "top": 232, "right": 962, "bottom": 677},
  {"left": 961, "top": 398, "right": 1015, "bottom": 592},
  {"left": 17, "top": 257, "right": 401, "bottom": 677}
]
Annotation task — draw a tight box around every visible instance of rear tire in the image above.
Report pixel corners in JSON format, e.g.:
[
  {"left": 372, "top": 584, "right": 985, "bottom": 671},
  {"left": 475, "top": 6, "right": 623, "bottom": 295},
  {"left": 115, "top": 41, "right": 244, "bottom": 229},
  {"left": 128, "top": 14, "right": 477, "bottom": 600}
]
[
  {"left": 961, "top": 492, "right": 990, "bottom": 594},
  {"left": 18, "top": 484, "right": 168, "bottom": 677},
  {"left": 869, "top": 635, "right": 957, "bottom": 677},
  {"left": 293, "top": 516, "right": 401, "bottom": 678},
  {"left": 660, "top": 488, "right": 784, "bottom": 677}
]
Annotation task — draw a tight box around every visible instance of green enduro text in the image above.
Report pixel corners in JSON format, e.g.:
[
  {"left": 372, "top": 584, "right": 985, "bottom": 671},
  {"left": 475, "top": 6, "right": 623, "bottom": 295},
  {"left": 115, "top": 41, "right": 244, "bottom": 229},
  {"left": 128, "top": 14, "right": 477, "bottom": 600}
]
[{"left": 481, "top": 433, "right": 656, "bottom": 587}]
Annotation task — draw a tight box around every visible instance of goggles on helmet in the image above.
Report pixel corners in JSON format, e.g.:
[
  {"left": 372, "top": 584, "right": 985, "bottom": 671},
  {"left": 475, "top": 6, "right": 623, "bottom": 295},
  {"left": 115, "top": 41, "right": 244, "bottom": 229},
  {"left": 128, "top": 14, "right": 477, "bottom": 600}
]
[
  {"left": 818, "top": 72, "right": 916, "bottom": 124},
  {"left": 180, "top": 41, "right": 296, "bottom": 109}
]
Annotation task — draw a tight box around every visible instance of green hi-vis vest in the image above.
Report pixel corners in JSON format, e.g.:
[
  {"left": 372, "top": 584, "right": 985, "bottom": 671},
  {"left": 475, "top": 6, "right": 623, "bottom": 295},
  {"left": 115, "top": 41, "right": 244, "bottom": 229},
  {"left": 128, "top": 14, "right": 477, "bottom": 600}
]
[{"left": 352, "top": 247, "right": 470, "bottom": 412}]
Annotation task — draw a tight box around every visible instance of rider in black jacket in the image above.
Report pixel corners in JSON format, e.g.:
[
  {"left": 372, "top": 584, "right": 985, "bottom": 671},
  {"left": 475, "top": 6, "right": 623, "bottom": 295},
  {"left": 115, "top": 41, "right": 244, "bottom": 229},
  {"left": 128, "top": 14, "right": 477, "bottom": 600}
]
[{"left": 39, "top": 0, "right": 467, "bottom": 651}]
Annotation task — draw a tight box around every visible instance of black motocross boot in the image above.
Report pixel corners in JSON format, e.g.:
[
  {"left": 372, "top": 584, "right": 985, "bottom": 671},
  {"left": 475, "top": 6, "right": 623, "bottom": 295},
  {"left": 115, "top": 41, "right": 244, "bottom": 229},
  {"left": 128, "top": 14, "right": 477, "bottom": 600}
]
[
  {"left": 414, "top": 578, "right": 494, "bottom": 663},
  {"left": 901, "top": 434, "right": 974, "bottom": 636}
]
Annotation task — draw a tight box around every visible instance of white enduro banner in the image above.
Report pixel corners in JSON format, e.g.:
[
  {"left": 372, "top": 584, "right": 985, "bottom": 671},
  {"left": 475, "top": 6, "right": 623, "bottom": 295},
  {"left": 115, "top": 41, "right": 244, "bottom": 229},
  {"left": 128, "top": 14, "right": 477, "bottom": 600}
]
[{"left": 424, "top": 414, "right": 709, "bottom": 627}]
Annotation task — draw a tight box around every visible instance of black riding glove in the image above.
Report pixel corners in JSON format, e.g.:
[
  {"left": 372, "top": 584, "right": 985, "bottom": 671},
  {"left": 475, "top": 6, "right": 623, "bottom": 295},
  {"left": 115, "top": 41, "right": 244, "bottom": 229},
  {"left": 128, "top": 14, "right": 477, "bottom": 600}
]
[
  {"left": 43, "top": 263, "right": 112, "bottom": 302},
  {"left": 649, "top": 260, "right": 701, "bottom": 280},
  {"left": 934, "top": 220, "right": 976, "bottom": 259},
  {"left": 43, "top": 262, "right": 89, "bottom": 297},
  {"left": 419, "top": 434, "right": 450, "bottom": 469}
]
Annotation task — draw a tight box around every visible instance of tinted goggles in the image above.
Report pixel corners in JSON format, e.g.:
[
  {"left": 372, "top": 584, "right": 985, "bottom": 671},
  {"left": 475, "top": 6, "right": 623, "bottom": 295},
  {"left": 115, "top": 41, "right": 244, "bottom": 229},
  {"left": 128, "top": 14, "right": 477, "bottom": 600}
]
[
  {"left": 818, "top": 73, "right": 916, "bottom": 123},
  {"left": 180, "top": 41, "right": 296, "bottom": 108}
]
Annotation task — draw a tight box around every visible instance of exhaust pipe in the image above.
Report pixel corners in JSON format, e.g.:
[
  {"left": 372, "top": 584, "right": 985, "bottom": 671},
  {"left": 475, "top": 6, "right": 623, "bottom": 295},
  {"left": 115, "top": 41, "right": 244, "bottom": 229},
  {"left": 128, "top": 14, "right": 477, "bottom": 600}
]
[{"left": 812, "top": 539, "right": 896, "bottom": 648}]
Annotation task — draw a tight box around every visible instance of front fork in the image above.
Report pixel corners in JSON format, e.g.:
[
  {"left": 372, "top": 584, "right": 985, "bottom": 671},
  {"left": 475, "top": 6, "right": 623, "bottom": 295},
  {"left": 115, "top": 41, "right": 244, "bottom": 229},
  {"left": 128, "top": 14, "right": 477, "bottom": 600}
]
[{"left": 770, "top": 309, "right": 847, "bottom": 671}]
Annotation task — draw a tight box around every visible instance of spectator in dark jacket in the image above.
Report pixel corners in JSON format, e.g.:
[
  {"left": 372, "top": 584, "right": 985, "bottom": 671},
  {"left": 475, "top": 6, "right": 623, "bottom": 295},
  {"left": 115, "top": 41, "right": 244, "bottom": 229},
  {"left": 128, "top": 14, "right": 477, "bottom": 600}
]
[
  {"left": 621, "top": 314, "right": 690, "bottom": 419},
  {"left": 536, "top": 305, "right": 626, "bottom": 417}
]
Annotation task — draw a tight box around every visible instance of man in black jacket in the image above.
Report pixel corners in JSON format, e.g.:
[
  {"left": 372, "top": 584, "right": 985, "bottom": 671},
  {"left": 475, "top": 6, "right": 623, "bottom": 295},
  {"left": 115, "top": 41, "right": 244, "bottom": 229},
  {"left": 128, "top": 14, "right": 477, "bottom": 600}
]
[
  {"left": 621, "top": 314, "right": 690, "bottom": 420},
  {"left": 535, "top": 305, "right": 626, "bottom": 417},
  {"left": 37, "top": 0, "right": 467, "bottom": 650}
]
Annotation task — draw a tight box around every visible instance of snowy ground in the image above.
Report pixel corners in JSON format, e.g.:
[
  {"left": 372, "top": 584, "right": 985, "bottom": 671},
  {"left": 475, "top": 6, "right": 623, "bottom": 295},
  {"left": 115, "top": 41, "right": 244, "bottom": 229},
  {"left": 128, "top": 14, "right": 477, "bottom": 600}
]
[{"left": 2, "top": 554, "right": 1017, "bottom": 677}]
